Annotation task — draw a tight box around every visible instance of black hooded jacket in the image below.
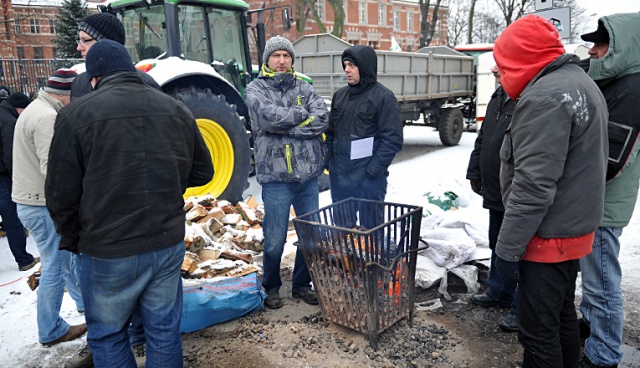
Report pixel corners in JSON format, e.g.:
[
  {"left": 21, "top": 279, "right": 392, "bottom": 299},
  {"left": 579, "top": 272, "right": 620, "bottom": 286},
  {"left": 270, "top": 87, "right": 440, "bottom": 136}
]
[
  {"left": 326, "top": 45, "right": 403, "bottom": 188},
  {"left": 466, "top": 85, "right": 516, "bottom": 211}
]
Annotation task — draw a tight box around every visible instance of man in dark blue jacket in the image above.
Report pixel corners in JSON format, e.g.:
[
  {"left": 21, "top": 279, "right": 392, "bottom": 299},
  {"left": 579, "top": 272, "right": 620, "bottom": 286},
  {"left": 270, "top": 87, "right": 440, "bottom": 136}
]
[
  {"left": 467, "top": 65, "right": 518, "bottom": 332},
  {"left": 326, "top": 45, "right": 403, "bottom": 228}
]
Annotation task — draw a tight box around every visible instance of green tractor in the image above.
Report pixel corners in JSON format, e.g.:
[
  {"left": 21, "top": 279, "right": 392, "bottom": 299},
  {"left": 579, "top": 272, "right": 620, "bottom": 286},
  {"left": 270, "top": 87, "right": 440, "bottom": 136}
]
[{"left": 99, "top": 0, "right": 293, "bottom": 202}]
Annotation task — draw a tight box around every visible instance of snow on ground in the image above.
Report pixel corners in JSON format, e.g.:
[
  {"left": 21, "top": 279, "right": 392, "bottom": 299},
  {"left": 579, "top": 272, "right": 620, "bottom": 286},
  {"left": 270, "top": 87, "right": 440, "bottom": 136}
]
[{"left": 1, "top": 126, "right": 639, "bottom": 366}]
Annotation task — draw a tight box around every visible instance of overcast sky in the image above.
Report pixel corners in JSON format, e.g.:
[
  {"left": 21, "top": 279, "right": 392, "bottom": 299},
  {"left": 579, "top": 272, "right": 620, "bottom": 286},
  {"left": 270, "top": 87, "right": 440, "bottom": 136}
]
[{"left": 581, "top": 0, "right": 640, "bottom": 19}]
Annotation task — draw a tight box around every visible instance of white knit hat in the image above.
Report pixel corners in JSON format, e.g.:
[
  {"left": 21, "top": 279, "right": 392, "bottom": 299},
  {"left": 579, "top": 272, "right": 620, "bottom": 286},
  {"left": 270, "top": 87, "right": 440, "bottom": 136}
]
[{"left": 263, "top": 36, "right": 295, "bottom": 65}]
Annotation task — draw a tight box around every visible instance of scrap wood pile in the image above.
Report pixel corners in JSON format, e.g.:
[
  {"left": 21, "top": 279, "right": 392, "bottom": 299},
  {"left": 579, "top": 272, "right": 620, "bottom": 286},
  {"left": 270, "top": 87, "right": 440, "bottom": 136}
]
[{"left": 182, "top": 195, "right": 266, "bottom": 279}]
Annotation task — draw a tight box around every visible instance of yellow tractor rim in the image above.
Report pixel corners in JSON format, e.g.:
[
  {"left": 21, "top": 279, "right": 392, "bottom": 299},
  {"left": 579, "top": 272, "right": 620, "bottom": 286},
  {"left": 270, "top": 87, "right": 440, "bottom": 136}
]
[{"left": 184, "top": 118, "right": 235, "bottom": 199}]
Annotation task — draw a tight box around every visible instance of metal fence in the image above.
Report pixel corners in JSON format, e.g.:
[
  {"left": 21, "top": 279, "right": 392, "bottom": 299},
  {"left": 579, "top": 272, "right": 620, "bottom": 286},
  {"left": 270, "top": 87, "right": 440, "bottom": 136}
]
[{"left": 0, "top": 59, "right": 84, "bottom": 96}]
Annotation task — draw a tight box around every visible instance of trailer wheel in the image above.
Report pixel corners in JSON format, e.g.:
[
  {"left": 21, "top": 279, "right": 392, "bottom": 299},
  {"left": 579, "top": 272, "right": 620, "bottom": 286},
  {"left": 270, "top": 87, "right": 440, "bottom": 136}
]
[
  {"left": 438, "top": 108, "right": 464, "bottom": 146},
  {"left": 178, "top": 88, "right": 251, "bottom": 203}
]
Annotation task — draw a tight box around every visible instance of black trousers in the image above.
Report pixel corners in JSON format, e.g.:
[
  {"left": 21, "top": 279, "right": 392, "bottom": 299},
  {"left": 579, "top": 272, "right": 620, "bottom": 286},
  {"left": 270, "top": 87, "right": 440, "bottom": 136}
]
[{"left": 518, "top": 259, "right": 580, "bottom": 368}]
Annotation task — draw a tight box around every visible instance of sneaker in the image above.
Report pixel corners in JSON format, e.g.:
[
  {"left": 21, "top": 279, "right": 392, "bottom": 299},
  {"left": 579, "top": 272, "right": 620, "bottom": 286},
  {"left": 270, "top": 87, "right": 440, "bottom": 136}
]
[
  {"left": 264, "top": 290, "right": 283, "bottom": 309},
  {"left": 498, "top": 313, "right": 519, "bottom": 332},
  {"left": 42, "top": 323, "right": 87, "bottom": 347},
  {"left": 292, "top": 288, "right": 319, "bottom": 305},
  {"left": 19, "top": 257, "right": 40, "bottom": 272},
  {"left": 470, "top": 293, "right": 510, "bottom": 308},
  {"left": 578, "top": 355, "right": 618, "bottom": 368},
  {"left": 132, "top": 342, "right": 146, "bottom": 368},
  {"left": 64, "top": 344, "right": 93, "bottom": 368}
]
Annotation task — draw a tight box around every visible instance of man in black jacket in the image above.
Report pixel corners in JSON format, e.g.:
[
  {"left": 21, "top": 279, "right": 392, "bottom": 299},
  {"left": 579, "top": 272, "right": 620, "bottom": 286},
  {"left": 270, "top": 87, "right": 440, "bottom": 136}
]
[
  {"left": 0, "top": 92, "right": 37, "bottom": 271},
  {"left": 466, "top": 65, "right": 518, "bottom": 332},
  {"left": 46, "top": 40, "right": 213, "bottom": 368},
  {"left": 326, "top": 45, "right": 403, "bottom": 228}
]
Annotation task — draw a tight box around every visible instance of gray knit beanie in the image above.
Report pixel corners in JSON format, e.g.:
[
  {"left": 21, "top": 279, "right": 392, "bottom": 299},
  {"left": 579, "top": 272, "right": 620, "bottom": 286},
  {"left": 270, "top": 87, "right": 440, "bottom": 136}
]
[{"left": 262, "top": 36, "right": 295, "bottom": 65}]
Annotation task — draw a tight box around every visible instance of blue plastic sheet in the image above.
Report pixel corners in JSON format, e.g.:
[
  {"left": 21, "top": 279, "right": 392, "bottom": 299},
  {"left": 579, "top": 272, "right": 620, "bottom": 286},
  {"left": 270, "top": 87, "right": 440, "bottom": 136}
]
[{"left": 180, "top": 273, "right": 265, "bottom": 333}]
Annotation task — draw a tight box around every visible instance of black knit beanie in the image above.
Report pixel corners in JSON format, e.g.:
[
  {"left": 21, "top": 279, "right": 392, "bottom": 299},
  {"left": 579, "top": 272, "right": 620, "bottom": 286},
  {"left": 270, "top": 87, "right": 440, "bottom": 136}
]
[
  {"left": 79, "top": 13, "right": 126, "bottom": 45},
  {"left": 7, "top": 92, "right": 31, "bottom": 109},
  {"left": 86, "top": 40, "right": 136, "bottom": 79}
]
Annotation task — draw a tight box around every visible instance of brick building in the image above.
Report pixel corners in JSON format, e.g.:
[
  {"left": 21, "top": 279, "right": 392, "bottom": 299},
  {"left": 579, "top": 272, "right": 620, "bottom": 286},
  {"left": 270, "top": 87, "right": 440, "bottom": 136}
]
[{"left": 250, "top": 0, "right": 448, "bottom": 52}]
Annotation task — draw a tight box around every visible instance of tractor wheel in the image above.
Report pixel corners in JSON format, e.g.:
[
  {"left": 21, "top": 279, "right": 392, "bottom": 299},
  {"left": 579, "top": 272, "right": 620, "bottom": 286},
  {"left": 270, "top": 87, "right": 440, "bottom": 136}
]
[
  {"left": 438, "top": 108, "right": 464, "bottom": 146},
  {"left": 178, "top": 88, "right": 251, "bottom": 203}
]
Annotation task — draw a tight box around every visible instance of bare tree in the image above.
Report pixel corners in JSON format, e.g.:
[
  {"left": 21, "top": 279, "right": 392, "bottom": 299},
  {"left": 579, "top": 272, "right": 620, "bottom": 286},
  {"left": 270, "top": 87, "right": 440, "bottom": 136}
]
[
  {"left": 446, "top": 0, "right": 469, "bottom": 47},
  {"left": 493, "top": 0, "right": 532, "bottom": 25},
  {"left": 467, "top": 0, "right": 477, "bottom": 43},
  {"left": 419, "top": 0, "right": 442, "bottom": 47},
  {"left": 553, "top": 0, "right": 590, "bottom": 43},
  {"left": 473, "top": 10, "right": 503, "bottom": 43},
  {"left": 294, "top": 0, "right": 345, "bottom": 37}
]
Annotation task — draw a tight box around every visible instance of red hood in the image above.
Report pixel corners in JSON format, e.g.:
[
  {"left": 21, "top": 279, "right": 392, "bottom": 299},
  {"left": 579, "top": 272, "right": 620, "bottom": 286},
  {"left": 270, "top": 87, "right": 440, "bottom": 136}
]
[{"left": 494, "top": 15, "right": 565, "bottom": 100}]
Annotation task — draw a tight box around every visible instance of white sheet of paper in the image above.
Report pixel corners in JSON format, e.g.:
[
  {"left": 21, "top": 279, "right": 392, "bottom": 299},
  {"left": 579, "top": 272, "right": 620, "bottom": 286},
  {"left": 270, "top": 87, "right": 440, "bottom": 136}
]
[{"left": 350, "top": 137, "right": 374, "bottom": 160}]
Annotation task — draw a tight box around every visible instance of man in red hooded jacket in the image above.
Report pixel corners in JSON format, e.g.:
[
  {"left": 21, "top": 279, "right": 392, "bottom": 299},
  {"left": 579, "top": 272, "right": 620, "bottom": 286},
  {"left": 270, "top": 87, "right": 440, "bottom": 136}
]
[{"left": 493, "top": 15, "right": 608, "bottom": 367}]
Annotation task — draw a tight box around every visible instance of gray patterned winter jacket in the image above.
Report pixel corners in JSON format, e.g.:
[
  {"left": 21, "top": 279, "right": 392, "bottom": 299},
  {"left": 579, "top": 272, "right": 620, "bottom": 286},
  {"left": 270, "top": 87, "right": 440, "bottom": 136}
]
[{"left": 246, "top": 66, "right": 329, "bottom": 184}]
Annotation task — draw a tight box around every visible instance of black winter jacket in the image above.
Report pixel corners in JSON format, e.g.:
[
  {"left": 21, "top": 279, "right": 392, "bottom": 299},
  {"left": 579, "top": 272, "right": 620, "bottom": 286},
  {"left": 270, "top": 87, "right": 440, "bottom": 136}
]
[
  {"left": 0, "top": 100, "right": 19, "bottom": 175},
  {"left": 46, "top": 72, "right": 213, "bottom": 258},
  {"left": 326, "top": 45, "right": 403, "bottom": 188},
  {"left": 466, "top": 86, "right": 516, "bottom": 212}
]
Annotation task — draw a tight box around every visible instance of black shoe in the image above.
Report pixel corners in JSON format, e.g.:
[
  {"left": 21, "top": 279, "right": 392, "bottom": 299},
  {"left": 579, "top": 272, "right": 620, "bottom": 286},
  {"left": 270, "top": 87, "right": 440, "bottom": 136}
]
[
  {"left": 292, "top": 288, "right": 319, "bottom": 305},
  {"left": 578, "top": 355, "right": 618, "bottom": 368},
  {"left": 498, "top": 313, "right": 519, "bottom": 332},
  {"left": 470, "top": 293, "right": 510, "bottom": 308},
  {"left": 264, "top": 290, "right": 283, "bottom": 309}
]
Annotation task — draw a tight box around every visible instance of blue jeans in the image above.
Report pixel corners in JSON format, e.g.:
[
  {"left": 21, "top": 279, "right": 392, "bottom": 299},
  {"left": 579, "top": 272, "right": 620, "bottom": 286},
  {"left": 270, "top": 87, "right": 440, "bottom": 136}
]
[
  {"left": 487, "top": 210, "right": 517, "bottom": 313},
  {"left": 0, "top": 175, "right": 33, "bottom": 269},
  {"left": 330, "top": 174, "right": 387, "bottom": 229},
  {"left": 80, "top": 241, "right": 185, "bottom": 368},
  {"left": 17, "top": 204, "right": 76, "bottom": 343},
  {"left": 580, "top": 227, "right": 624, "bottom": 366},
  {"left": 261, "top": 179, "right": 318, "bottom": 293}
]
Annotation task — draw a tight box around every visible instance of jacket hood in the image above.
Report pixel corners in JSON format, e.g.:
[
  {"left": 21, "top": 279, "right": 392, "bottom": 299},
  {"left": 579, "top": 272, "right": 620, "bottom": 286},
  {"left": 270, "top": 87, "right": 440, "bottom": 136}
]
[
  {"left": 341, "top": 45, "right": 377, "bottom": 88},
  {"left": 493, "top": 15, "right": 565, "bottom": 100},
  {"left": 588, "top": 13, "right": 640, "bottom": 80}
]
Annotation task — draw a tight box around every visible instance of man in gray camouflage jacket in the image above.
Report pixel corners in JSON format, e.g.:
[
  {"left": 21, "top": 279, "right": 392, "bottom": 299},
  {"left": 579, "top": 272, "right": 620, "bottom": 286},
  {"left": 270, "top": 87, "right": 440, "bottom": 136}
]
[{"left": 246, "top": 36, "right": 329, "bottom": 309}]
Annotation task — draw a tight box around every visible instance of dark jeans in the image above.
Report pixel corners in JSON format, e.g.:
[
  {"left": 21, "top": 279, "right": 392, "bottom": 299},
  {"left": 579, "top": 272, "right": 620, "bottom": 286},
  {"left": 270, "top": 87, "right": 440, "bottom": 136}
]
[
  {"left": 487, "top": 210, "right": 517, "bottom": 313},
  {"left": 0, "top": 174, "right": 33, "bottom": 268},
  {"left": 330, "top": 174, "right": 387, "bottom": 229},
  {"left": 261, "top": 179, "right": 318, "bottom": 293},
  {"left": 518, "top": 260, "right": 580, "bottom": 368}
]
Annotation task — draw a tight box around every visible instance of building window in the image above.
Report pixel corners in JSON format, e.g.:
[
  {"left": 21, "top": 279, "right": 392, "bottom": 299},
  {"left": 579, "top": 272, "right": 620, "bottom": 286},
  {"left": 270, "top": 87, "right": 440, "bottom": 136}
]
[
  {"left": 14, "top": 17, "right": 21, "bottom": 34},
  {"left": 406, "top": 45, "right": 412, "bottom": 52},
  {"left": 407, "top": 11, "right": 413, "bottom": 32},
  {"left": 49, "top": 19, "right": 56, "bottom": 34},
  {"left": 378, "top": 3, "right": 385, "bottom": 26},
  {"left": 34, "top": 47, "right": 44, "bottom": 59},
  {"left": 368, "top": 41, "right": 378, "bottom": 49},
  {"left": 359, "top": 1, "right": 367, "bottom": 24},
  {"left": 393, "top": 10, "right": 400, "bottom": 31},
  {"left": 315, "top": 0, "right": 325, "bottom": 21},
  {"left": 30, "top": 18, "right": 40, "bottom": 34},
  {"left": 17, "top": 47, "right": 25, "bottom": 59},
  {"left": 52, "top": 47, "right": 58, "bottom": 57}
]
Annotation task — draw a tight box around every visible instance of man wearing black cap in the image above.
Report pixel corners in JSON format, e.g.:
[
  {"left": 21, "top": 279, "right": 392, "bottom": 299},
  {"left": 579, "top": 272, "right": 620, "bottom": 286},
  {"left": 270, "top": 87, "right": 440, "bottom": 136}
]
[
  {"left": 0, "top": 92, "right": 38, "bottom": 272},
  {"left": 325, "top": 45, "right": 403, "bottom": 228},
  {"left": 12, "top": 70, "right": 91, "bottom": 356},
  {"left": 46, "top": 39, "right": 213, "bottom": 367},
  {"left": 578, "top": 13, "right": 640, "bottom": 368}
]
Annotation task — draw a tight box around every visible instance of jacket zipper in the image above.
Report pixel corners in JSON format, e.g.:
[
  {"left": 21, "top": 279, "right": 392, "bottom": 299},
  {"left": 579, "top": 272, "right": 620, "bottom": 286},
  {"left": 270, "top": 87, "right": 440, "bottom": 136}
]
[{"left": 286, "top": 144, "right": 292, "bottom": 173}]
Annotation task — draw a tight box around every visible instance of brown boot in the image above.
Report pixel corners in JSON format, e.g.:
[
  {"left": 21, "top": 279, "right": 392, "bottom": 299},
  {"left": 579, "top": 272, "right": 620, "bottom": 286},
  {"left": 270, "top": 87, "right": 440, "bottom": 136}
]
[{"left": 42, "top": 324, "right": 87, "bottom": 347}]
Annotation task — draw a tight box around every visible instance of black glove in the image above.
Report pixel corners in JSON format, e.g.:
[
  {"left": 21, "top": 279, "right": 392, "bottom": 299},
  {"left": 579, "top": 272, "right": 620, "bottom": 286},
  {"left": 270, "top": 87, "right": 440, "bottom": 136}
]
[
  {"left": 470, "top": 179, "right": 482, "bottom": 196},
  {"left": 495, "top": 256, "right": 520, "bottom": 284}
]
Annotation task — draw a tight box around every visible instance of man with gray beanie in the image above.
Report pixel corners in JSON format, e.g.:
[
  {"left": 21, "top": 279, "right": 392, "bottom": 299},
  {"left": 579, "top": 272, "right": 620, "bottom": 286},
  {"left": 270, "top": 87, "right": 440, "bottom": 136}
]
[
  {"left": 12, "top": 69, "right": 90, "bottom": 361},
  {"left": 72, "top": 12, "right": 159, "bottom": 99},
  {"left": 246, "top": 36, "right": 328, "bottom": 309},
  {"left": 46, "top": 39, "right": 213, "bottom": 368}
]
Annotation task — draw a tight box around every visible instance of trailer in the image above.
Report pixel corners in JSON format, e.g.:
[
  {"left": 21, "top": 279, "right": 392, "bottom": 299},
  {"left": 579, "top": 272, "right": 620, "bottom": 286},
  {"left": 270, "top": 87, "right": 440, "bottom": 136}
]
[{"left": 293, "top": 34, "right": 475, "bottom": 146}]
